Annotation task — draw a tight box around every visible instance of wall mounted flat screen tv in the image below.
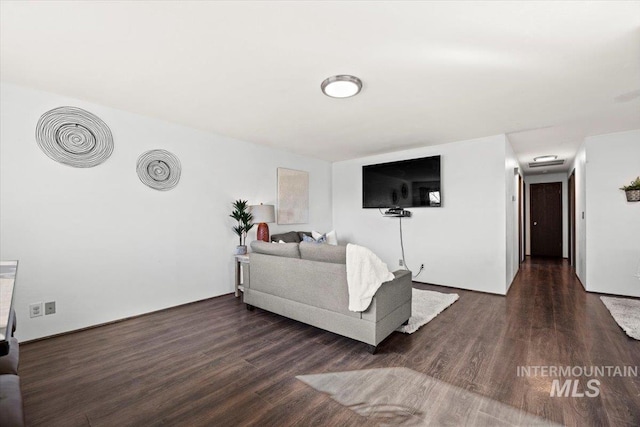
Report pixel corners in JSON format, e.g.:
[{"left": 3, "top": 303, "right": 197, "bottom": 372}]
[{"left": 362, "top": 155, "right": 441, "bottom": 208}]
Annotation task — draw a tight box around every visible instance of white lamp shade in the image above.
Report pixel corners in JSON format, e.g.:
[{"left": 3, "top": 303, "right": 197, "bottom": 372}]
[{"left": 250, "top": 204, "right": 275, "bottom": 223}]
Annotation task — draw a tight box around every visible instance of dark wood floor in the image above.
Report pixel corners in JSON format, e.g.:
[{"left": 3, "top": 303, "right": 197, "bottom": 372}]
[{"left": 19, "top": 258, "right": 640, "bottom": 426}]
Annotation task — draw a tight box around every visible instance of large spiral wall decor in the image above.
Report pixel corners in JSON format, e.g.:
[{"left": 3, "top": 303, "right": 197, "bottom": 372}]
[
  {"left": 35, "top": 106, "right": 114, "bottom": 168},
  {"left": 136, "top": 149, "right": 181, "bottom": 191}
]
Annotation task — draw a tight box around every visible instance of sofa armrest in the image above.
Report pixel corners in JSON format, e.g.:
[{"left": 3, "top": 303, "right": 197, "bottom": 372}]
[
  {"left": 0, "top": 375, "right": 25, "bottom": 427},
  {"left": 0, "top": 338, "right": 19, "bottom": 375},
  {"left": 361, "top": 270, "right": 412, "bottom": 322}
]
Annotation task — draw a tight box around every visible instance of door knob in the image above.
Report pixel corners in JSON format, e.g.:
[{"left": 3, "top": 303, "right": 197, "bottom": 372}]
[{"left": 533, "top": 221, "right": 538, "bottom": 226}]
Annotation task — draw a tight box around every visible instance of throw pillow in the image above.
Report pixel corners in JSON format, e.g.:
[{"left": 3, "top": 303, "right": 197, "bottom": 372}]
[
  {"left": 302, "top": 234, "right": 326, "bottom": 244},
  {"left": 312, "top": 230, "right": 337, "bottom": 245},
  {"left": 270, "top": 231, "right": 301, "bottom": 243},
  {"left": 297, "top": 232, "right": 313, "bottom": 241}
]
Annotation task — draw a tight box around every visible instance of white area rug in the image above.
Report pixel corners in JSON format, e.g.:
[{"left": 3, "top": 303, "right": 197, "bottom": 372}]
[
  {"left": 601, "top": 296, "right": 640, "bottom": 340},
  {"left": 396, "top": 288, "right": 459, "bottom": 334}
]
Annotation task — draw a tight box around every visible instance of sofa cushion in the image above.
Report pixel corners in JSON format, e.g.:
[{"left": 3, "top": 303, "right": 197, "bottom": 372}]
[
  {"left": 270, "top": 231, "right": 300, "bottom": 243},
  {"left": 299, "top": 241, "right": 347, "bottom": 264},
  {"left": 251, "top": 241, "right": 300, "bottom": 258}
]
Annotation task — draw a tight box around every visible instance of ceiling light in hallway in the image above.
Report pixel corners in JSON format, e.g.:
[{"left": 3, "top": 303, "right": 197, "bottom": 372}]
[{"left": 533, "top": 155, "right": 558, "bottom": 162}]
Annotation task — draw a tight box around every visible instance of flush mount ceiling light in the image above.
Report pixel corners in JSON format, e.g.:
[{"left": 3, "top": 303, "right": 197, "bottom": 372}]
[
  {"left": 533, "top": 155, "right": 558, "bottom": 162},
  {"left": 529, "top": 157, "right": 564, "bottom": 168},
  {"left": 321, "top": 75, "right": 362, "bottom": 98}
]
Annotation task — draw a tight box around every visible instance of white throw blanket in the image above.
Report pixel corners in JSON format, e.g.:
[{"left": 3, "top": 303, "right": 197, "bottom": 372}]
[{"left": 346, "top": 244, "right": 395, "bottom": 312}]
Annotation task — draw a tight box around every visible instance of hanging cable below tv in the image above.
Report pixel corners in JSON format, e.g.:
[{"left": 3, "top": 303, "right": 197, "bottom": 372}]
[{"left": 376, "top": 207, "right": 423, "bottom": 278}]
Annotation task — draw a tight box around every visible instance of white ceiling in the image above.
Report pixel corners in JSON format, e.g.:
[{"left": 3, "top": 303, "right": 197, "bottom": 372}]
[{"left": 1, "top": 1, "right": 639, "bottom": 173}]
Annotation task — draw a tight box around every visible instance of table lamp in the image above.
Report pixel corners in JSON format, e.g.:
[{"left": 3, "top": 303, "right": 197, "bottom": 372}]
[{"left": 250, "top": 203, "right": 275, "bottom": 242}]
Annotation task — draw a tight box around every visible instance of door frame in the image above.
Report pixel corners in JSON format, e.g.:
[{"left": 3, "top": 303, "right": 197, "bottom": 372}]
[
  {"left": 568, "top": 170, "right": 576, "bottom": 267},
  {"left": 518, "top": 174, "right": 525, "bottom": 263}
]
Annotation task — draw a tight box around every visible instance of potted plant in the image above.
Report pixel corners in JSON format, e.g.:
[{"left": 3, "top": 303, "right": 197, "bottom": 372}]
[
  {"left": 230, "top": 199, "right": 254, "bottom": 254},
  {"left": 620, "top": 176, "right": 640, "bottom": 202}
]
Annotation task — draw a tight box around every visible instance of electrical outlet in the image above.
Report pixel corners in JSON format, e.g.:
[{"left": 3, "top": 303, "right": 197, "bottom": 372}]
[
  {"left": 29, "top": 302, "right": 43, "bottom": 318},
  {"left": 421, "top": 263, "right": 425, "bottom": 269},
  {"left": 399, "top": 259, "right": 404, "bottom": 266},
  {"left": 45, "top": 301, "right": 56, "bottom": 315}
]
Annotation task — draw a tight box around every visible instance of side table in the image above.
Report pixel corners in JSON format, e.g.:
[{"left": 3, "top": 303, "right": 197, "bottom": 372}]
[{"left": 234, "top": 254, "right": 250, "bottom": 297}]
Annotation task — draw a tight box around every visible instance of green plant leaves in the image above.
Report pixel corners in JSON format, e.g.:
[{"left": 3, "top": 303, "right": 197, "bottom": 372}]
[
  {"left": 620, "top": 176, "right": 640, "bottom": 191},
  {"left": 230, "top": 199, "right": 254, "bottom": 245}
]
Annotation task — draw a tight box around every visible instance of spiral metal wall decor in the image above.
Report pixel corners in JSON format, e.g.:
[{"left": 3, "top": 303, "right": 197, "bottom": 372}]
[
  {"left": 136, "top": 149, "right": 181, "bottom": 191},
  {"left": 35, "top": 106, "right": 114, "bottom": 168}
]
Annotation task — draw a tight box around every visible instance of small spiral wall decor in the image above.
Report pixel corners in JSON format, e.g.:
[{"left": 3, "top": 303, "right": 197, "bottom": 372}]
[
  {"left": 136, "top": 149, "right": 181, "bottom": 191},
  {"left": 35, "top": 106, "right": 114, "bottom": 168}
]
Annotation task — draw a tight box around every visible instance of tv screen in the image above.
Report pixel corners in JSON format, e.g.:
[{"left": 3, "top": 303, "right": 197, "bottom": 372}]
[{"left": 362, "top": 155, "right": 441, "bottom": 208}]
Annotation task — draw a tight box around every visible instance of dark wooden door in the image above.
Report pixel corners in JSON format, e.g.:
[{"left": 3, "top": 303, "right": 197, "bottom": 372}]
[{"left": 530, "top": 182, "right": 563, "bottom": 257}]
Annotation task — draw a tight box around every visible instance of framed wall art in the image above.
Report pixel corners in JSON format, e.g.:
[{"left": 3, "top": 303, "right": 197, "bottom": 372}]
[{"left": 277, "top": 168, "right": 309, "bottom": 224}]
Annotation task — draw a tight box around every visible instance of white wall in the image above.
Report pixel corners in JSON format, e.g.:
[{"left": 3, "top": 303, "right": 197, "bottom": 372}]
[
  {"left": 0, "top": 83, "right": 333, "bottom": 341},
  {"left": 505, "top": 138, "right": 520, "bottom": 291},
  {"left": 333, "top": 134, "right": 510, "bottom": 295},
  {"left": 524, "top": 173, "right": 569, "bottom": 257},
  {"left": 584, "top": 129, "right": 640, "bottom": 297}
]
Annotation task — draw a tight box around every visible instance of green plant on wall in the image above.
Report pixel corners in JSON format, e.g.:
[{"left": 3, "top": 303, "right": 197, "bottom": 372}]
[
  {"left": 620, "top": 177, "right": 640, "bottom": 191},
  {"left": 230, "top": 199, "right": 254, "bottom": 246}
]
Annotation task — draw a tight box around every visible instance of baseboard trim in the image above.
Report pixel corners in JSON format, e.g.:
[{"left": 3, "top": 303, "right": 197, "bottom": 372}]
[{"left": 21, "top": 292, "right": 234, "bottom": 345}]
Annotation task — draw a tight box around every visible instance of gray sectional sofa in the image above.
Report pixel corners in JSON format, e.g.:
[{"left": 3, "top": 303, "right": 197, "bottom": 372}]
[
  {"left": 243, "top": 240, "right": 412, "bottom": 353},
  {"left": 0, "top": 312, "right": 24, "bottom": 427}
]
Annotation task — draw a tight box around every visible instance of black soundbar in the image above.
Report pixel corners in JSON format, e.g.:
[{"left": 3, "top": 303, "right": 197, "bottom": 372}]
[{"left": 384, "top": 208, "right": 412, "bottom": 217}]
